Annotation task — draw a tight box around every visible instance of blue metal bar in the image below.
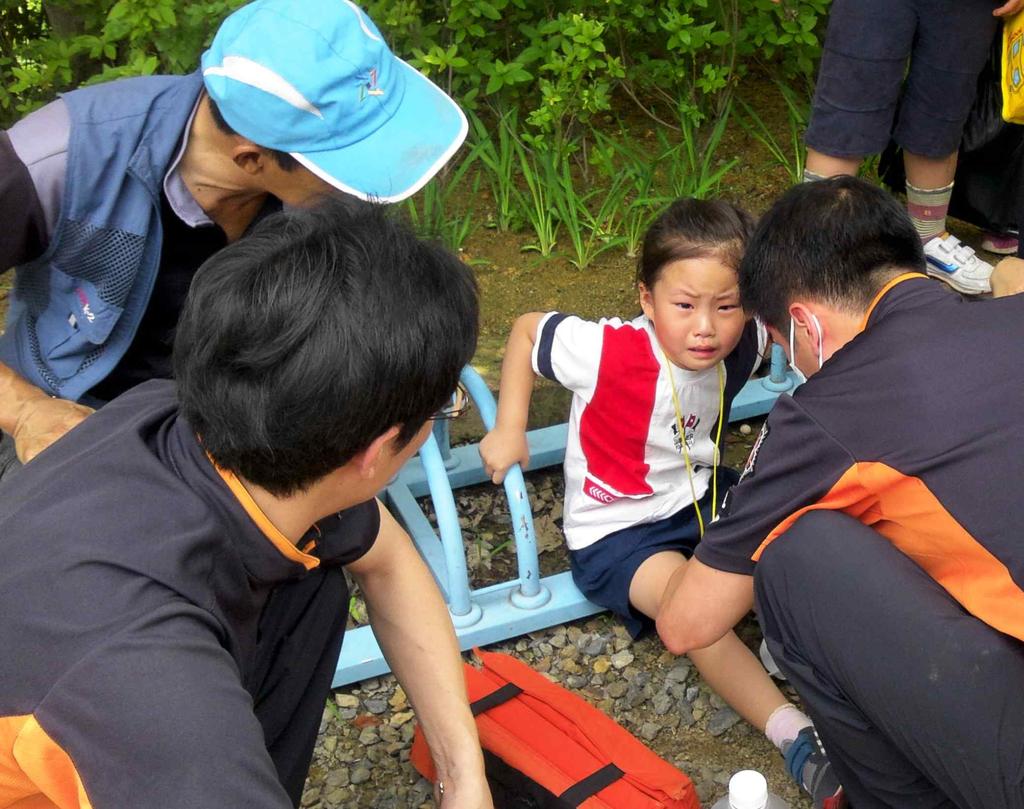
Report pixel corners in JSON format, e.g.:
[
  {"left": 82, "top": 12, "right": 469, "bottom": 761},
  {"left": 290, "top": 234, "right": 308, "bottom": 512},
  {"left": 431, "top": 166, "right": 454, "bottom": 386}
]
[{"left": 418, "top": 432, "right": 481, "bottom": 624}]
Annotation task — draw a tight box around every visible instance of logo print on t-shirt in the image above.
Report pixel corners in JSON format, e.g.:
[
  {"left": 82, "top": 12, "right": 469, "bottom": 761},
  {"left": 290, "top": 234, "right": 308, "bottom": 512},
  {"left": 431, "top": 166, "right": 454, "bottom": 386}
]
[
  {"left": 671, "top": 414, "right": 700, "bottom": 454},
  {"left": 583, "top": 477, "right": 619, "bottom": 504}
]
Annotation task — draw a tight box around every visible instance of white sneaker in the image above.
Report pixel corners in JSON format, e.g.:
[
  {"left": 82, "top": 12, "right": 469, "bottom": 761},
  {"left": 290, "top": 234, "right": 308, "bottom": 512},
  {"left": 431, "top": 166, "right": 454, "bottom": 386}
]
[{"left": 923, "top": 233, "right": 993, "bottom": 295}]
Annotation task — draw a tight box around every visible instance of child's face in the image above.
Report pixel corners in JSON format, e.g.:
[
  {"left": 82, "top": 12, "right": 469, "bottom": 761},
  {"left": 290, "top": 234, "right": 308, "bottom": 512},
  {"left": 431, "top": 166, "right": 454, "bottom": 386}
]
[{"left": 639, "top": 256, "right": 747, "bottom": 371}]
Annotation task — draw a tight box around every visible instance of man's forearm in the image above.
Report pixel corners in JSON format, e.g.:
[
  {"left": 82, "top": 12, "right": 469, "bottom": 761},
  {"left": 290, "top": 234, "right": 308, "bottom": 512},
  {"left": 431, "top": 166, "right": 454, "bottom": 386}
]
[
  {"left": 0, "top": 361, "right": 49, "bottom": 435},
  {"left": 0, "top": 361, "right": 94, "bottom": 462},
  {"left": 354, "top": 504, "right": 485, "bottom": 791}
]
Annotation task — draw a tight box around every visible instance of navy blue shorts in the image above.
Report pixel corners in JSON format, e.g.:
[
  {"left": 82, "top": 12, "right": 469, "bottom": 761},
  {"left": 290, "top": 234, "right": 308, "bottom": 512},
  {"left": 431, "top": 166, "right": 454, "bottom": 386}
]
[
  {"left": 806, "top": 0, "right": 999, "bottom": 159},
  {"left": 569, "top": 468, "right": 739, "bottom": 639}
]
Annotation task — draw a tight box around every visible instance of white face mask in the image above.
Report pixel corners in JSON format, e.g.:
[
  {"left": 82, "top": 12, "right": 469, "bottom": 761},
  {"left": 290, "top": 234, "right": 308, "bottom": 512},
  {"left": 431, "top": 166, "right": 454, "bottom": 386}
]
[{"left": 788, "top": 312, "right": 823, "bottom": 383}]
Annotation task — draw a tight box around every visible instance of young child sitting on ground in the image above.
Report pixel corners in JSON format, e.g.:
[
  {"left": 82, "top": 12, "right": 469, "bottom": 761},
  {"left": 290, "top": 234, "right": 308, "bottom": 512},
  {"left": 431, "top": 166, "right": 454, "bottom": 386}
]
[{"left": 479, "top": 199, "right": 842, "bottom": 808}]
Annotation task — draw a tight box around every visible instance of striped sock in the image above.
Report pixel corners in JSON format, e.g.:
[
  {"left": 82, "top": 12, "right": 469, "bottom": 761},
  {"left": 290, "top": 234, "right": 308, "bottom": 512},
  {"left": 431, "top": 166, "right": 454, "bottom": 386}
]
[
  {"left": 906, "top": 181, "right": 954, "bottom": 243},
  {"left": 802, "top": 167, "right": 828, "bottom": 183}
]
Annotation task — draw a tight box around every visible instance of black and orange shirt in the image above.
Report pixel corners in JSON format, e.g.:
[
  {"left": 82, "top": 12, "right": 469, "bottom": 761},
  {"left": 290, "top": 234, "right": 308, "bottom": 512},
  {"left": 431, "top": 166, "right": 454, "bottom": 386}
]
[
  {"left": 696, "top": 275, "right": 1024, "bottom": 641},
  {"left": 0, "top": 380, "right": 378, "bottom": 809}
]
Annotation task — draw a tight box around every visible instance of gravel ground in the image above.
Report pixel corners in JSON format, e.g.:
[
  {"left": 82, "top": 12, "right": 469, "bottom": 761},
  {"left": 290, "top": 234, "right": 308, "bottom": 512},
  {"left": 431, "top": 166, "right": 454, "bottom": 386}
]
[{"left": 302, "top": 420, "right": 814, "bottom": 809}]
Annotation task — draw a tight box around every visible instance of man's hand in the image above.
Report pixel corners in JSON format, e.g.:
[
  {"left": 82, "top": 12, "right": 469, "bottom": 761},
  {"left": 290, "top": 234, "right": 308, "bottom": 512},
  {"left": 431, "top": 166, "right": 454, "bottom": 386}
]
[
  {"left": 12, "top": 396, "right": 94, "bottom": 463},
  {"left": 479, "top": 426, "right": 530, "bottom": 484},
  {"left": 992, "top": 256, "right": 1024, "bottom": 297},
  {"left": 994, "top": 0, "right": 1024, "bottom": 16}
]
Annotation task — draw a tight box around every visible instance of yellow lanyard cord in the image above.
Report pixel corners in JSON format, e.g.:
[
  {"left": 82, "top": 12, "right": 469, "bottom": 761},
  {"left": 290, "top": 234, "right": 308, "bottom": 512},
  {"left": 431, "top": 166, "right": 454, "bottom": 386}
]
[{"left": 660, "top": 347, "right": 725, "bottom": 539}]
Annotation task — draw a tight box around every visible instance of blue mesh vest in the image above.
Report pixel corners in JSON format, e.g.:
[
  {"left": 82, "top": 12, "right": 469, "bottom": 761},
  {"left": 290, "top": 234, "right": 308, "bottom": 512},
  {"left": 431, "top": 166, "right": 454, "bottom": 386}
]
[{"left": 0, "top": 73, "right": 204, "bottom": 402}]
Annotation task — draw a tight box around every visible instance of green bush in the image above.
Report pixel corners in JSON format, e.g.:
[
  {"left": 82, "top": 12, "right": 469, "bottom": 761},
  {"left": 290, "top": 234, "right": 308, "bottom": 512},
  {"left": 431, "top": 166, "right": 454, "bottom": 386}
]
[{"left": 3, "top": 0, "right": 830, "bottom": 133}]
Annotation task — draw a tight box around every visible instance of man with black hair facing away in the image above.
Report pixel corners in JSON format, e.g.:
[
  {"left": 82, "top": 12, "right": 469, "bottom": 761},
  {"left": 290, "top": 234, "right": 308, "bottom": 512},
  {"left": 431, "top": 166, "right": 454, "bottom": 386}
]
[
  {"left": 658, "top": 176, "right": 1024, "bottom": 808},
  {"left": 0, "top": 198, "right": 493, "bottom": 809},
  {"left": 0, "top": 0, "right": 468, "bottom": 481}
]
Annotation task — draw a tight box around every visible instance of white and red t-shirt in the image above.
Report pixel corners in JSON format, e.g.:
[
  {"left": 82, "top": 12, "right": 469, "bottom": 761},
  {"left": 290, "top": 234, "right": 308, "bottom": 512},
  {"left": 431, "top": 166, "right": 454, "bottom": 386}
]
[{"left": 532, "top": 313, "right": 766, "bottom": 550}]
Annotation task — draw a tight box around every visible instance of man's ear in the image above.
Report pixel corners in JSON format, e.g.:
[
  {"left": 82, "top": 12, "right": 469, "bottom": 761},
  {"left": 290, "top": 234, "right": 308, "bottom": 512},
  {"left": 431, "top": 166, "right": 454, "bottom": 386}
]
[
  {"left": 231, "top": 141, "right": 268, "bottom": 176},
  {"left": 638, "top": 282, "right": 655, "bottom": 320},
  {"left": 788, "top": 302, "right": 820, "bottom": 340},
  {"left": 355, "top": 425, "right": 403, "bottom": 479}
]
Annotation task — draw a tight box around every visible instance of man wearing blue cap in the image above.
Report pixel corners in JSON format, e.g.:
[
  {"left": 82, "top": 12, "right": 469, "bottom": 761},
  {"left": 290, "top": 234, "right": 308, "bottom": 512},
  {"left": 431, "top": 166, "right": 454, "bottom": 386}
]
[{"left": 0, "top": 0, "right": 468, "bottom": 480}]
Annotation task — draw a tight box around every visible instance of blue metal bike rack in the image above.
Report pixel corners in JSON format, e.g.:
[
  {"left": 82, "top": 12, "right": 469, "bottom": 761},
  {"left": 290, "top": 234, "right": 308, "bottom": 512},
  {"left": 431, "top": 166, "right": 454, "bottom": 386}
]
[{"left": 334, "top": 344, "right": 798, "bottom": 685}]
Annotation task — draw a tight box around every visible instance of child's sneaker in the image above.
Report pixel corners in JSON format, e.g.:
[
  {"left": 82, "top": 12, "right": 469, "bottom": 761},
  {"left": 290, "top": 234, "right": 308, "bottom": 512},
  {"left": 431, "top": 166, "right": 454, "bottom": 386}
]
[
  {"left": 981, "top": 230, "right": 1019, "bottom": 255},
  {"left": 923, "top": 233, "right": 993, "bottom": 295},
  {"left": 782, "top": 727, "right": 846, "bottom": 809}
]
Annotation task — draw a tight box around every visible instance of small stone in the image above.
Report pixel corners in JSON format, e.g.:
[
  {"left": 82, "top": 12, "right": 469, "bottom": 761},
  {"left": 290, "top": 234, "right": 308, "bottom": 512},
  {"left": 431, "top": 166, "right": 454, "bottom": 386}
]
[
  {"left": 550, "top": 630, "right": 567, "bottom": 648},
  {"left": 300, "top": 786, "right": 321, "bottom": 807},
  {"left": 583, "top": 635, "right": 606, "bottom": 657},
  {"left": 350, "top": 766, "right": 372, "bottom": 785},
  {"left": 357, "top": 726, "right": 380, "bottom": 745},
  {"left": 706, "top": 707, "right": 741, "bottom": 737},
  {"left": 390, "top": 711, "right": 415, "bottom": 727},
  {"left": 324, "top": 787, "right": 347, "bottom": 806},
  {"left": 677, "top": 701, "right": 695, "bottom": 728},
  {"left": 685, "top": 686, "right": 700, "bottom": 703},
  {"left": 652, "top": 692, "right": 674, "bottom": 716},
  {"left": 610, "top": 650, "right": 634, "bottom": 670},
  {"left": 592, "top": 657, "right": 611, "bottom": 675},
  {"left": 606, "top": 680, "right": 629, "bottom": 699},
  {"left": 534, "top": 656, "right": 552, "bottom": 673},
  {"left": 389, "top": 687, "right": 407, "bottom": 710},
  {"left": 321, "top": 735, "right": 337, "bottom": 754},
  {"left": 665, "top": 661, "right": 691, "bottom": 684},
  {"left": 692, "top": 707, "right": 705, "bottom": 721},
  {"left": 714, "top": 769, "right": 732, "bottom": 786},
  {"left": 639, "top": 722, "right": 662, "bottom": 742},
  {"left": 364, "top": 698, "right": 387, "bottom": 715},
  {"left": 566, "top": 674, "right": 588, "bottom": 689},
  {"left": 335, "top": 693, "right": 359, "bottom": 709}
]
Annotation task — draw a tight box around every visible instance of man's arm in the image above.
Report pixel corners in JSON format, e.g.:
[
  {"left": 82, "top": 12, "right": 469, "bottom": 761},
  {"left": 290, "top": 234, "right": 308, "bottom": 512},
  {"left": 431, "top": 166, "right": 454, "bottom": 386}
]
[
  {"left": 1, "top": 104, "right": 92, "bottom": 461},
  {"left": 478, "top": 311, "right": 545, "bottom": 484},
  {"left": 347, "top": 501, "right": 492, "bottom": 809},
  {"left": 656, "top": 558, "right": 755, "bottom": 654},
  {"left": 0, "top": 364, "right": 93, "bottom": 463}
]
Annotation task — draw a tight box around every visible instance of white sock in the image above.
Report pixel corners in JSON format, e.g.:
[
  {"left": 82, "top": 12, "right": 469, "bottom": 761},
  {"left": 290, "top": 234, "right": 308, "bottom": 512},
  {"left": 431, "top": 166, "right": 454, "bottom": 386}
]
[{"left": 764, "top": 703, "right": 812, "bottom": 750}]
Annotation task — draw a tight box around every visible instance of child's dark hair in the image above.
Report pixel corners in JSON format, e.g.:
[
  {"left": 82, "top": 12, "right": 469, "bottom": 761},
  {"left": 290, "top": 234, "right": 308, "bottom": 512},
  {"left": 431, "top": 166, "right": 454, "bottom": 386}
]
[{"left": 637, "top": 198, "right": 756, "bottom": 289}]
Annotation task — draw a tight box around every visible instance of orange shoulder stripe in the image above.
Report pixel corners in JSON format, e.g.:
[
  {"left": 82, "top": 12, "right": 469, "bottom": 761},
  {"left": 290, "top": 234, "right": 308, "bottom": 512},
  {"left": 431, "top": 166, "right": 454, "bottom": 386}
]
[
  {"left": 0, "top": 714, "right": 93, "bottom": 809},
  {"left": 752, "top": 462, "right": 1024, "bottom": 641}
]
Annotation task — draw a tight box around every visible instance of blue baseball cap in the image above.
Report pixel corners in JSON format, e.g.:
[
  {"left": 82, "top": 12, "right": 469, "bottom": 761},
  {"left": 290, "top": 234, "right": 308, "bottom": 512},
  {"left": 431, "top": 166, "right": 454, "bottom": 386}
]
[{"left": 201, "top": 0, "right": 467, "bottom": 203}]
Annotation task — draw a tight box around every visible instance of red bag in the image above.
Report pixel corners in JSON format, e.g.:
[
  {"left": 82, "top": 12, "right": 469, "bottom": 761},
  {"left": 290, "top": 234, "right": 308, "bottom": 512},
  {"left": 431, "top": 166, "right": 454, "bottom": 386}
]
[{"left": 411, "top": 649, "right": 700, "bottom": 809}]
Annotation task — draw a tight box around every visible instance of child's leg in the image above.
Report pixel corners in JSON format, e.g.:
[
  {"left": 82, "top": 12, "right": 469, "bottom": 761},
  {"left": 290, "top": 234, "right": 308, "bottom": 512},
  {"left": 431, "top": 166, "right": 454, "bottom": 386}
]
[
  {"left": 804, "top": 149, "right": 860, "bottom": 181},
  {"left": 630, "top": 551, "right": 792, "bottom": 731},
  {"left": 631, "top": 552, "right": 843, "bottom": 806}
]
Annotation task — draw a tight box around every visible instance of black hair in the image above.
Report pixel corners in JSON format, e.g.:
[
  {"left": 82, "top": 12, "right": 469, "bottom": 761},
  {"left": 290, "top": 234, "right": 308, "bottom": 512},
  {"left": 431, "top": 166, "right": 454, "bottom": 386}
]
[
  {"left": 637, "top": 198, "right": 756, "bottom": 289},
  {"left": 207, "top": 95, "right": 301, "bottom": 172},
  {"left": 739, "top": 176, "right": 925, "bottom": 329},
  {"left": 173, "top": 196, "right": 479, "bottom": 496}
]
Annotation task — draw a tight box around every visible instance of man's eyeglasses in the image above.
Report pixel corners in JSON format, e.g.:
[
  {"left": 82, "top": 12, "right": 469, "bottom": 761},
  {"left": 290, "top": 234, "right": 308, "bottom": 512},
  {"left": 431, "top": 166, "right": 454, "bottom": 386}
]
[{"left": 429, "top": 383, "right": 470, "bottom": 421}]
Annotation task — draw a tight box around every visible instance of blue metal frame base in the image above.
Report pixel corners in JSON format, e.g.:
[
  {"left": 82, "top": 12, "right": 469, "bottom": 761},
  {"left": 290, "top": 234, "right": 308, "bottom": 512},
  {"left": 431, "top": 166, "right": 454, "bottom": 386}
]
[{"left": 333, "top": 346, "right": 798, "bottom": 686}]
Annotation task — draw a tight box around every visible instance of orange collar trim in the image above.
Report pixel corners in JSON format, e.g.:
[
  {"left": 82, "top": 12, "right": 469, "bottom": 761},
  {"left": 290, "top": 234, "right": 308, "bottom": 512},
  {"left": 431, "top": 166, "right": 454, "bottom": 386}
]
[
  {"left": 211, "top": 459, "right": 320, "bottom": 571},
  {"left": 858, "top": 272, "right": 928, "bottom": 333}
]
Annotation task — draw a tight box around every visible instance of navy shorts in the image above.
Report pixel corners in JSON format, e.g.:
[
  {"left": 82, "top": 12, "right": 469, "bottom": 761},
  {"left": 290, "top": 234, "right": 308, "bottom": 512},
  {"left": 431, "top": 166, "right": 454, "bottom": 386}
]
[
  {"left": 806, "top": 0, "right": 999, "bottom": 159},
  {"left": 569, "top": 468, "right": 739, "bottom": 639}
]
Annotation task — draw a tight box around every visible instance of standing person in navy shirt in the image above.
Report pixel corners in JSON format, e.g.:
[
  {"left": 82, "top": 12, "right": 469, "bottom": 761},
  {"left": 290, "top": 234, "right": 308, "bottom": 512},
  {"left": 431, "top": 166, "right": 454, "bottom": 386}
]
[
  {"left": 0, "top": 199, "right": 492, "bottom": 808},
  {"left": 660, "top": 176, "right": 1024, "bottom": 808},
  {"left": 480, "top": 199, "right": 842, "bottom": 808},
  {"left": 0, "top": 0, "right": 467, "bottom": 480}
]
